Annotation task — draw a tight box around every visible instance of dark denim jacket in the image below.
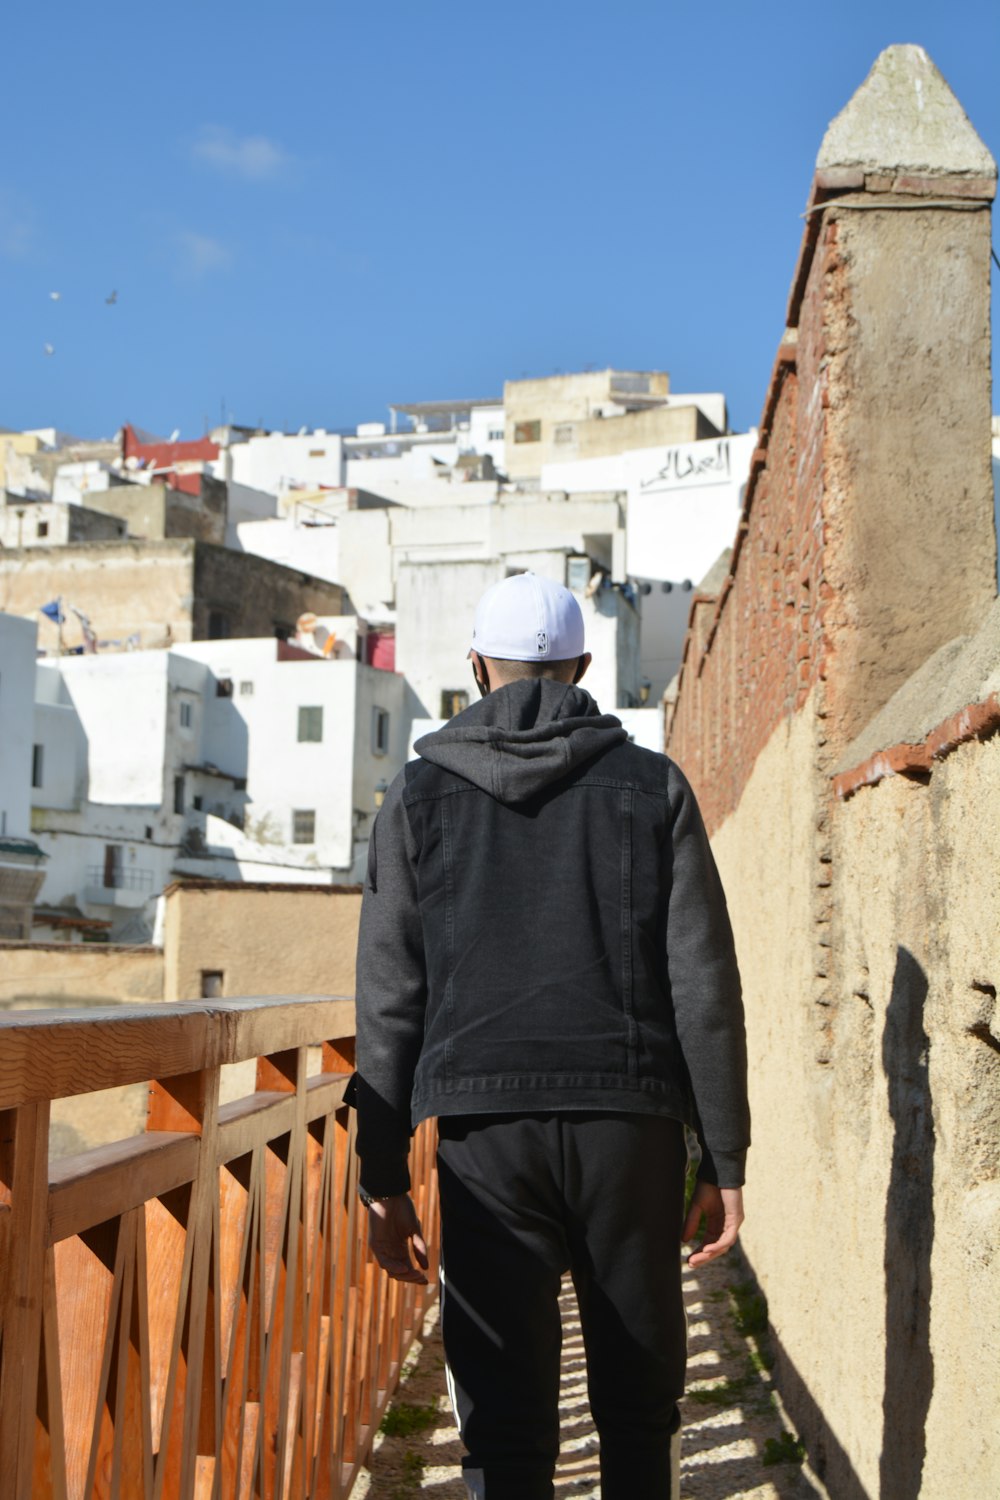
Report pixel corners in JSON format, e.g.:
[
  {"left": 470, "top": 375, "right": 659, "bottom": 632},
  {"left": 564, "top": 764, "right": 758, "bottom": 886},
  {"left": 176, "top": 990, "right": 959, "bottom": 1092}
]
[{"left": 353, "top": 679, "right": 749, "bottom": 1193}]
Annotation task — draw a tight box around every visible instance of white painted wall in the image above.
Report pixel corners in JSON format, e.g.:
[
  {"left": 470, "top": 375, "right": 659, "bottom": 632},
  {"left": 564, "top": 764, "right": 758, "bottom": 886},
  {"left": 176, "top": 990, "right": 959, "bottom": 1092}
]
[
  {"left": 51, "top": 461, "right": 114, "bottom": 505},
  {"left": 0, "top": 614, "right": 37, "bottom": 840},
  {"left": 541, "top": 431, "right": 756, "bottom": 585},
  {"left": 225, "top": 431, "right": 345, "bottom": 495},
  {"left": 337, "top": 510, "right": 393, "bottom": 610},
  {"left": 224, "top": 481, "right": 279, "bottom": 544},
  {"left": 234, "top": 516, "right": 341, "bottom": 585},
  {"left": 42, "top": 653, "right": 172, "bottom": 805},
  {"left": 395, "top": 558, "right": 640, "bottom": 719},
  {"left": 176, "top": 640, "right": 405, "bottom": 877},
  {"left": 396, "top": 558, "right": 504, "bottom": 718}
]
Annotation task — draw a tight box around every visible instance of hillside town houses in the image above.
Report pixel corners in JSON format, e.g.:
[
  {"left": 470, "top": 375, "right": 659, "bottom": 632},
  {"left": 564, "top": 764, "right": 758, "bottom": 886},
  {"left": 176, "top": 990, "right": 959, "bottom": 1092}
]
[{"left": 0, "top": 368, "right": 758, "bottom": 944}]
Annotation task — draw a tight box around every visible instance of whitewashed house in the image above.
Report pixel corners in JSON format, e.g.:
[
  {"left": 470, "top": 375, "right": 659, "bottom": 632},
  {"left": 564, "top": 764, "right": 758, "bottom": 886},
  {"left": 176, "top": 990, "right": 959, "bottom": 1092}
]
[
  {"left": 0, "top": 613, "right": 48, "bottom": 938},
  {"left": 28, "top": 639, "right": 405, "bottom": 939}
]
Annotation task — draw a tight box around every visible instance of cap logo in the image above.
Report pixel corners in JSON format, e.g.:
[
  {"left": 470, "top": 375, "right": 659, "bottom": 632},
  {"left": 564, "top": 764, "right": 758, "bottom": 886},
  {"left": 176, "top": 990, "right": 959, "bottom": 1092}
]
[{"left": 536, "top": 629, "right": 549, "bottom": 656}]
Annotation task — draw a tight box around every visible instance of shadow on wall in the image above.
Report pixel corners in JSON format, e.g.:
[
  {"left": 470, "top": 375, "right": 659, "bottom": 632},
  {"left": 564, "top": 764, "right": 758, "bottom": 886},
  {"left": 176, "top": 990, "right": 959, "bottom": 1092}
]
[
  {"left": 880, "top": 945, "right": 934, "bottom": 1499},
  {"left": 749, "top": 945, "right": 934, "bottom": 1500}
]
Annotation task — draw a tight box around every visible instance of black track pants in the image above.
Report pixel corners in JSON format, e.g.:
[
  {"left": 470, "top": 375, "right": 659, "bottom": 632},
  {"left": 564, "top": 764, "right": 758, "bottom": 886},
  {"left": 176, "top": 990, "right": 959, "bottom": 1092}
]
[{"left": 436, "top": 1111, "right": 687, "bottom": 1499}]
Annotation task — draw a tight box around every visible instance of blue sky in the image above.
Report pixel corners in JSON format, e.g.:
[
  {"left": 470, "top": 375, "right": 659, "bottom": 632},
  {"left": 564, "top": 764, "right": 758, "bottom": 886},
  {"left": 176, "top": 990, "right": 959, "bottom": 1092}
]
[{"left": 2, "top": 0, "right": 997, "bottom": 441}]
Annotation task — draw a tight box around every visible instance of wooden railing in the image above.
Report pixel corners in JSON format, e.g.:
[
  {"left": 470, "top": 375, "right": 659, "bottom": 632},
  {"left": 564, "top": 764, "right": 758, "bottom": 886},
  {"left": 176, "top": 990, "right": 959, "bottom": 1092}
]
[{"left": 0, "top": 997, "right": 439, "bottom": 1500}]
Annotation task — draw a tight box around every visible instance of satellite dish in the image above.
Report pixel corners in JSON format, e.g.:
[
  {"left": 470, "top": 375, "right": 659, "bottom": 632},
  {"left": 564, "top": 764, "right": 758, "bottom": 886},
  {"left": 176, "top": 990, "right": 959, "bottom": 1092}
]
[{"left": 169, "top": 429, "right": 181, "bottom": 443}]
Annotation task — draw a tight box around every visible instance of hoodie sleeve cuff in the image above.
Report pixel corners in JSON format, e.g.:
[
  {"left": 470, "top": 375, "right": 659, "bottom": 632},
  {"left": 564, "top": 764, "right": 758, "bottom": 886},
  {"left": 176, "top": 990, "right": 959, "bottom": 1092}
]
[
  {"left": 358, "top": 1154, "right": 412, "bottom": 1198},
  {"left": 696, "top": 1146, "right": 747, "bottom": 1189}
]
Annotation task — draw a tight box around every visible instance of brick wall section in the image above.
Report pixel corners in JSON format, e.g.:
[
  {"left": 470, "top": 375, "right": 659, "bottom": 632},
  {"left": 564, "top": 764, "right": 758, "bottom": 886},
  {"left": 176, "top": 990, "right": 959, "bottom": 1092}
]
[
  {"left": 666, "top": 214, "right": 834, "bottom": 836},
  {"left": 665, "top": 171, "right": 996, "bottom": 837}
]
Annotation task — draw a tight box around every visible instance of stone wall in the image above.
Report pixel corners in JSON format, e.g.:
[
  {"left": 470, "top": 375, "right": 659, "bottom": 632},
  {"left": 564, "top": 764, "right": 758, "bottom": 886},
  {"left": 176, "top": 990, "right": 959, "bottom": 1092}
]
[
  {"left": 0, "top": 539, "right": 344, "bottom": 652},
  {"left": 665, "top": 47, "right": 998, "bottom": 1498}
]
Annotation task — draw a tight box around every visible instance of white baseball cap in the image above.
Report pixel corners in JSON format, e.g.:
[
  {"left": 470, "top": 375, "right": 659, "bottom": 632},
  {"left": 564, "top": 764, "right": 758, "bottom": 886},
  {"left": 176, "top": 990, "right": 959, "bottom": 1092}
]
[{"left": 470, "top": 571, "right": 585, "bottom": 662}]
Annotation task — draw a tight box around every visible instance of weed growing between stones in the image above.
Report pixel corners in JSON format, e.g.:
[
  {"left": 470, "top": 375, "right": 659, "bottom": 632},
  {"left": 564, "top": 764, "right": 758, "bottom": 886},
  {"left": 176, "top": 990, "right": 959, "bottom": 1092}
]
[
  {"left": 763, "top": 1431, "right": 807, "bottom": 1466},
  {"left": 380, "top": 1400, "right": 440, "bottom": 1439}
]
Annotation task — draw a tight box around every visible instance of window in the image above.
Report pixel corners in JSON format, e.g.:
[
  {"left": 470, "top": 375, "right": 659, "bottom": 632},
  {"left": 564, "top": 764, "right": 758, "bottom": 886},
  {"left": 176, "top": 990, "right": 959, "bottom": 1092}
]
[
  {"left": 292, "top": 809, "right": 316, "bottom": 844},
  {"left": 216, "top": 678, "right": 234, "bottom": 698},
  {"left": 180, "top": 701, "right": 193, "bottom": 728},
  {"left": 208, "top": 610, "right": 231, "bottom": 640},
  {"left": 298, "top": 705, "right": 324, "bottom": 743},
  {"left": 192, "top": 795, "right": 203, "bottom": 812},
  {"left": 173, "top": 775, "right": 185, "bottom": 814},
  {"left": 144, "top": 825, "right": 153, "bottom": 840},
  {"left": 37, "top": 520, "right": 49, "bottom": 538},
  {"left": 200, "top": 970, "right": 224, "bottom": 999},
  {"left": 440, "top": 689, "right": 469, "bottom": 720},
  {"left": 513, "top": 420, "right": 541, "bottom": 445},
  {"left": 31, "top": 744, "right": 44, "bottom": 789},
  {"left": 488, "top": 429, "right": 504, "bottom": 442},
  {"left": 553, "top": 423, "right": 576, "bottom": 445},
  {"left": 372, "top": 707, "right": 390, "bottom": 757},
  {"left": 239, "top": 680, "right": 254, "bottom": 696},
  {"left": 566, "top": 555, "right": 592, "bottom": 592},
  {"left": 308, "top": 449, "right": 326, "bottom": 458}
]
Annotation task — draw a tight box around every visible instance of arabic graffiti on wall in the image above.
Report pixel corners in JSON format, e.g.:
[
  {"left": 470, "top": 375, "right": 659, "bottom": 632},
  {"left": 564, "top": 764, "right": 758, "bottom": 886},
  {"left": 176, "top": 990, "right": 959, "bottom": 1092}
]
[{"left": 639, "top": 438, "right": 732, "bottom": 492}]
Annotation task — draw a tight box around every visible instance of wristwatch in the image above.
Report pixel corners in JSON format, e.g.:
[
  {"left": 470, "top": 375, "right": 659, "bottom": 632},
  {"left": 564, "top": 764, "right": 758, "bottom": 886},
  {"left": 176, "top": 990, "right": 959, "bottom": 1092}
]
[{"left": 358, "top": 1186, "right": 398, "bottom": 1209}]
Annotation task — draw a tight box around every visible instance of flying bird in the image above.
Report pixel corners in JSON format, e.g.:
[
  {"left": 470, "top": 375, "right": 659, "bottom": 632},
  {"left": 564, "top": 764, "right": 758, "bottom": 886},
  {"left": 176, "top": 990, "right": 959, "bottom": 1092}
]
[
  {"left": 49, "top": 291, "right": 61, "bottom": 301},
  {"left": 44, "top": 343, "right": 55, "bottom": 356},
  {"left": 105, "top": 290, "right": 118, "bottom": 305}
]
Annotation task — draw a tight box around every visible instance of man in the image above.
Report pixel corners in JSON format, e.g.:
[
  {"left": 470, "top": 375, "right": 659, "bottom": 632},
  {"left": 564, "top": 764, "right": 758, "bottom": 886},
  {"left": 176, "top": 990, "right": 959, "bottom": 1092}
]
[{"left": 353, "top": 571, "right": 749, "bottom": 1499}]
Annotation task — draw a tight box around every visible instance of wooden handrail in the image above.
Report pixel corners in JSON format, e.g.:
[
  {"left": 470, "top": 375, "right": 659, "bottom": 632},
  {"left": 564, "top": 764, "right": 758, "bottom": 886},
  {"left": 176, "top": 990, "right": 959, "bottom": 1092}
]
[
  {"left": 0, "top": 995, "right": 357, "bottom": 1108},
  {"left": 0, "top": 996, "right": 439, "bottom": 1500}
]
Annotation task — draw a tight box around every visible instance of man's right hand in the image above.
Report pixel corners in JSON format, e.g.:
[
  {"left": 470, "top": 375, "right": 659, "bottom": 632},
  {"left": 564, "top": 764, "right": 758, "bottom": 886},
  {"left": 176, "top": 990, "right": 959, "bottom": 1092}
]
[
  {"left": 367, "top": 1193, "right": 430, "bottom": 1284},
  {"left": 682, "top": 1182, "right": 744, "bottom": 1267}
]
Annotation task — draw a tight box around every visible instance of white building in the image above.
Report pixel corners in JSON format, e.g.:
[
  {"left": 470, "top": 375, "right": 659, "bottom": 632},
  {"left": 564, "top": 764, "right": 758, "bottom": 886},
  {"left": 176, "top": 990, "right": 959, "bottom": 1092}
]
[
  {"left": 541, "top": 430, "right": 756, "bottom": 585},
  {"left": 28, "top": 637, "right": 406, "bottom": 938},
  {"left": 395, "top": 557, "right": 640, "bottom": 721},
  {"left": 221, "top": 429, "right": 346, "bottom": 497},
  {"left": 173, "top": 637, "right": 405, "bottom": 884},
  {"left": 0, "top": 614, "right": 48, "bottom": 937}
]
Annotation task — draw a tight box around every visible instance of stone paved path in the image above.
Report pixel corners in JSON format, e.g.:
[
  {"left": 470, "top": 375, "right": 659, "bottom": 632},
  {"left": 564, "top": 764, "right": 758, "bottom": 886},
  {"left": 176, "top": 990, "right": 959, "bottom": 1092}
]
[{"left": 354, "top": 1253, "right": 828, "bottom": 1499}]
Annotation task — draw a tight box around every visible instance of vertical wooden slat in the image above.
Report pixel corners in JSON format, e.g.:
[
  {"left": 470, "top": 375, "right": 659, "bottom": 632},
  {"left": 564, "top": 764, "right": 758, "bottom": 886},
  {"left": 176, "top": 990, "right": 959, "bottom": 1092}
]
[{"left": 0, "top": 1101, "right": 51, "bottom": 1500}]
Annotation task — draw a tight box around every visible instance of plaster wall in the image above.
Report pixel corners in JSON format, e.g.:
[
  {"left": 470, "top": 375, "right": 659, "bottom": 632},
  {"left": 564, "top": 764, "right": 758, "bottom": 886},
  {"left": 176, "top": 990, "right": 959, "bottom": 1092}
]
[
  {"left": 38, "top": 653, "right": 172, "bottom": 805},
  {"left": 234, "top": 516, "right": 341, "bottom": 586},
  {"left": 542, "top": 432, "right": 755, "bottom": 586},
  {"left": 710, "top": 702, "right": 1000, "bottom": 1497},
  {"left": 0, "top": 499, "right": 124, "bottom": 546},
  {"left": 821, "top": 203, "right": 997, "bottom": 752},
  {"left": 162, "top": 883, "right": 361, "bottom": 1004},
  {"left": 395, "top": 558, "right": 505, "bottom": 718},
  {"left": 0, "top": 614, "right": 37, "bottom": 840},
  {"left": 0, "top": 942, "right": 163, "bottom": 1009},
  {"left": 226, "top": 430, "right": 345, "bottom": 494},
  {"left": 175, "top": 641, "right": 405, "bottom": 874},
  {"left": 0, "top": 542, "right": 199, "bottom": 652},
  {"left": 506, "top": 397, "right": 710, "bottom": 481}
]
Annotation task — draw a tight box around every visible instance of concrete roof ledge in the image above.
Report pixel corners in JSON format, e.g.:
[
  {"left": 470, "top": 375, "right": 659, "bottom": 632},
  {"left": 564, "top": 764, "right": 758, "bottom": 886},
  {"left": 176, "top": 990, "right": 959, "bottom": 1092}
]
[{"left": 817, "top": 44, "right": 997, "bottom": 180}]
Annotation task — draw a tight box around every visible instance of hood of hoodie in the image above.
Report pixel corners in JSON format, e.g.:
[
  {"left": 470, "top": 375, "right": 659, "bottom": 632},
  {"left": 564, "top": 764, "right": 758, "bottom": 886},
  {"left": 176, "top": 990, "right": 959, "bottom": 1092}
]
[{"left": 414, "top": 677, "right": 628, "bottom": 804}]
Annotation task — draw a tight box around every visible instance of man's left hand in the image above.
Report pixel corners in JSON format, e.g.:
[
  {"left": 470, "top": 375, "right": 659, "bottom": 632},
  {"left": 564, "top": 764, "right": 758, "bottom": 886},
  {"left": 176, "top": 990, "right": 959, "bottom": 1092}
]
[
  {"left": 682, "top": 1182, "right": 744, "bottom": 1267},
  {"left": 367, "top": 1193, "right": 430, "bottom": 1284}
]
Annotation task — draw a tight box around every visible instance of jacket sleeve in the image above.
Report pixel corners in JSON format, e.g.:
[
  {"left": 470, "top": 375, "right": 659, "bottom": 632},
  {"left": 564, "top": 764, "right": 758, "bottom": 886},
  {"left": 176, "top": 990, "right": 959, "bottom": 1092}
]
[
  {"left": 665, "top": 760, "right": 750, "bottom": 1187},
  {"left": 353, "top": 772, "right": 427, "bottom": 1197}
]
